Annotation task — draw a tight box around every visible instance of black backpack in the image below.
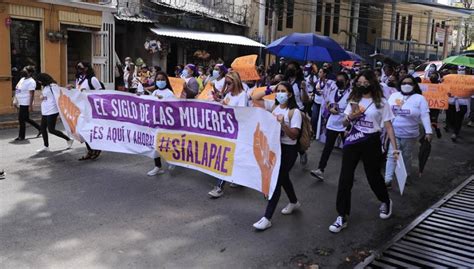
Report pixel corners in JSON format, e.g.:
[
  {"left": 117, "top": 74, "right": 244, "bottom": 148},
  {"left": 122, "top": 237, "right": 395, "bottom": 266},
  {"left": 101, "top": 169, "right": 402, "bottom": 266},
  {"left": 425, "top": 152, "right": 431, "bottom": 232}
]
[{"left": 88, "top": 76, "right": 105, "bottom": 90}]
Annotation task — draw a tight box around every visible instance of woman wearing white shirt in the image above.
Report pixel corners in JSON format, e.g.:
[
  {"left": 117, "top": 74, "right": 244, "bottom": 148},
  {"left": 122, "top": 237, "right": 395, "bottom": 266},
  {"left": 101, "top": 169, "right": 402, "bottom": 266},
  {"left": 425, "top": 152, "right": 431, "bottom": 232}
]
[
  {"left": 35, "top": 73, "right": 73, "bottom": 152},
  {"left": 385, "top": 76, "right": 432, "bottom": 187},
  {"left": 210, "top": 64, "right": 227, "bottom": 98},
  {"left": 311, "top": 72, "right": 351, "bottom": 181},
  {"left": 14, "top": 65, "right": 41, "bottom": 141},
  {"left": 329, "top": 70, "right": 398, "bottom": 234},
  {"left": 253, "top": 81, "right": 302, "bottom": 231},
  {"left": 147, "top": 71, "right": 176, "bottom": 176},
  {"left": 76, "top": 62, "right": 103, "bottom": 160},
  {"left": 208, "top": 71, "right": 248, "bottom": 198}
]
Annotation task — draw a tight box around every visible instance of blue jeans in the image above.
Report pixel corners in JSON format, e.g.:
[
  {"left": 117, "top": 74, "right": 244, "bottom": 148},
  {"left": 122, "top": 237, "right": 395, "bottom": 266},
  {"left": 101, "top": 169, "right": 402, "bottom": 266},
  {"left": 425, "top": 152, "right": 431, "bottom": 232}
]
[{"left": 385, "top": 137, "right": 417, "bottom": 183}]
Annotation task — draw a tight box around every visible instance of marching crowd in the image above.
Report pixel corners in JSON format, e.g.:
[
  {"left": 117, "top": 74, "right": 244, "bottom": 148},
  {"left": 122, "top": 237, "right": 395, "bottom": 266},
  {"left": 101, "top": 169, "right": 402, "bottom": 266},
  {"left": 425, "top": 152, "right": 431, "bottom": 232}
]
[{"left": 10, "top": 55, "right": 474, "bottom": 232}]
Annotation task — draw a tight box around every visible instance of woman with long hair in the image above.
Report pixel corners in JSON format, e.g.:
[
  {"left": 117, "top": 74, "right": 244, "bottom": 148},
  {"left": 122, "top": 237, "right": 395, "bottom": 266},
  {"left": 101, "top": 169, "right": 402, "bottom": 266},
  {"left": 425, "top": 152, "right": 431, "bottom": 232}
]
[
  {"left": 76, "top": 62, "right": 103, "bottom": 160},
  {"left": 14, "top": 65, "right": 41, "bottom": 141},
  {"left": 385, "top": 75, "right": 432, "bottom": 186},
  {"left": 310, "top": 72, "right": 351, "bottom": 181},
  {"left": 208, "top": 71, "right": 248, "bottom": 198},
  {"left": 147, "top": 71, "right": 176, "bottom": 176},
  {"left": 35, "top": 73, "right": 73, "bottom": 152},
  {"left": 180, "top": 64, "right": 199, "bottom": 99},
  {"left": 253, "top": 81, "right": 302, "bottom": 231},
  {"left": 329, "top": 70, "right": 398, "bottom": 233}
]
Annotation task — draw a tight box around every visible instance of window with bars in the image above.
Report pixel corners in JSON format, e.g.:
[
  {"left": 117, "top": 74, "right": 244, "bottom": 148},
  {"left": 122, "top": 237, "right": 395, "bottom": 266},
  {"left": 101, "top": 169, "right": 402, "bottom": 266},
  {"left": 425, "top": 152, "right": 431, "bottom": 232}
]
[
  {"left": 395, "top": 13, "right": 400, "bottom": 40},
  {"left": 324, "top": 3, "right": 331, "bottom": 36},
  {"left": 286, "top": 0, "right": 294, "bottom": 29},
  {"left": 400, "top": 16, "right": 406, "bottom": 41},
  {"left": 332, "top": 0, "right": 340, "bottom": 34},
  {"left": 316, "top": 1, "right": 322, "bottom": 32},
  {"left": 406, "top": 15, "right": 412, "bottom": 40},
  {"left": 277, "top": 5, "right": 283, "bottom": 31}
]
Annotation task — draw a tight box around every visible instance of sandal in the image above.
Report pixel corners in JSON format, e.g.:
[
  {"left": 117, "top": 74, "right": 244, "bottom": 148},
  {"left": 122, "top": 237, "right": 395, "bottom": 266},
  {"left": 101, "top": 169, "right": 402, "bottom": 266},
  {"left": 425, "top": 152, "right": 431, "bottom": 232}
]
[{"left": 90, "top": 150, "right": 102, "bottom": 160}]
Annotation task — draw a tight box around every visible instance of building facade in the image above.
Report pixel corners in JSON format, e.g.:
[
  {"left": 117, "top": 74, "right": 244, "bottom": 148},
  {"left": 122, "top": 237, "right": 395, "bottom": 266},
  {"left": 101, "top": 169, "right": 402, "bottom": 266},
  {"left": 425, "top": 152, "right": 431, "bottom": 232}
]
[{"left": 0, "top": 0, "right": 115, "bottom": 115}]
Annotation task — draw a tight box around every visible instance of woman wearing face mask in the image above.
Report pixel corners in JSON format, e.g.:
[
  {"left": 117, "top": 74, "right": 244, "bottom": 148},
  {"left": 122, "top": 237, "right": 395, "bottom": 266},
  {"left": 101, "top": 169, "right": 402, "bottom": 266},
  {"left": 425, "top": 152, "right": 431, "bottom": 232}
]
[
  {"left": 445, "top": 66, "right": 470, "bottom": 142},
  {"left": 253, "top": 81, "right": 302, "bottom": 231},
  {"left": 310, "top": 72, "right": 351, "bottom": 181},
  {"left": 35, "top": 73, "right": 74, "bottom": 152},
  {"left": 180, "top": 64, "right": 199, "bottom": 99},
  {"left": 427, "top": 72, "right": 443, "bottom": 138},
  {"left": 329, "top": 70, "right": 397, "bottom": 233},
  {"left": 210, "top": 64, "right": 227, "bottom": 97},
  {"left": 285, "top": 62, "right": 310, "bottom": 166},
  {"left": 208, "top": 71, "right": 248, "bottom": 198},
  {"left": 381, "top": 74, "right": 399, "bottom": 99},
  {"left": 14, "top": 65, "right": 41, "bottom": 141},
  {"left": 148, "top": 71, "right": 175, "bottom": 176},
  {"left": 76, "top": 62, "right": 103, "bottom": 160},
  {"left": 385, "top": 76, "right": 432, "bottom": 187},
  {"left": 313, "top": 68, "right": 337, "bottom": 140}
]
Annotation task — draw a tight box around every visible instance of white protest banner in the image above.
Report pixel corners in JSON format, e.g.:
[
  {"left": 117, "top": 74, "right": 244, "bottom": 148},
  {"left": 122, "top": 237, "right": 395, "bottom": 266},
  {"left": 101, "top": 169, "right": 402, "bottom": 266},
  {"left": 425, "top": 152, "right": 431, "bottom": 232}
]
[{"left": 55, "top": 89, "right": 282, "bottom": 198}]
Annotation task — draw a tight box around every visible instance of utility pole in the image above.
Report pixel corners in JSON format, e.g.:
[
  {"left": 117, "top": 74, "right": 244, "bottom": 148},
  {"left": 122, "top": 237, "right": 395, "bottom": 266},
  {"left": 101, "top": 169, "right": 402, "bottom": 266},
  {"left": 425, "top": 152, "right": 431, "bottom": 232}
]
[
  {"left": 351, "top": 0, "right": 360, "bottom": 53},
  {"left": 442, "top": 25, "right": 450, "bottom": 59}
]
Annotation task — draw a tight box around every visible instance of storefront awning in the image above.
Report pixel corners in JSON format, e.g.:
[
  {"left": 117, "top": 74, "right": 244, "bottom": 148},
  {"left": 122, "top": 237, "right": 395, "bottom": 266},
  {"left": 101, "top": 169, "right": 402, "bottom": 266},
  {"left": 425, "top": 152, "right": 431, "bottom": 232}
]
[{"left": 150, "top": 27, "right": 265, "bottom": 48}]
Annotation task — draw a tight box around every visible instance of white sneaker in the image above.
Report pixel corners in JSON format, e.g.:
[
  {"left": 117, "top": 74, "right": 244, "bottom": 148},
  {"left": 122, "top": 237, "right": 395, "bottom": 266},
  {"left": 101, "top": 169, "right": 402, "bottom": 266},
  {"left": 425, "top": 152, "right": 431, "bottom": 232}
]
[
  {"left": 329, "top": 216, "right": 347, "bottom": 233},
  {"left": 66, "top": 139, "right": 74, "bottom": 149},
  {"left": 281, "top": 201, "right": 301, "bottom": 215},
  {"left": 36, "top": 147, "right": 50, "bottom": 153},
  {"left": 253, "top": 217, "right": 272, "bottom": 231},
  {"left": 379, "top": 199, "right": 393, "bottom": 219},
  {"left": 310, "top": 169, "right": 324, "bottom": 181},
  {"left": 147, "top": 167, "right": 165, "bottom": 176},
  {"left": 208, "top": 186, "right": 223, "bottom": 198}
]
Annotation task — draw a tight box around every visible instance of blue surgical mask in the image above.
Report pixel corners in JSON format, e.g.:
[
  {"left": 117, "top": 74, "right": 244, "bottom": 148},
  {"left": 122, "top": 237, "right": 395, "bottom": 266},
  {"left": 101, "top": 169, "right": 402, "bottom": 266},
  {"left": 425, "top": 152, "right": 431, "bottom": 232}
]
[
  {"left": 276, "top": 92, "right": 289, "bottom": 104},
  {"left": 212, "top": 70, "right": 220, "bottom": 77},
  {"left": 182, "top": 69, "right": 189, "bottom": 77},
  {"left": 156, "top": 81, "right": 167, "bottom": 89}
]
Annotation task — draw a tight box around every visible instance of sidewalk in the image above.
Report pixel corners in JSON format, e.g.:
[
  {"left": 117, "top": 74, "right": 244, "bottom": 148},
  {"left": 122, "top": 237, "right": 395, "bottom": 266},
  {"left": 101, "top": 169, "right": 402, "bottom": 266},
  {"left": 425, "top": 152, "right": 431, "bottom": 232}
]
[{"left": 0, "top": 110, "right": 42, "bottom": 130}]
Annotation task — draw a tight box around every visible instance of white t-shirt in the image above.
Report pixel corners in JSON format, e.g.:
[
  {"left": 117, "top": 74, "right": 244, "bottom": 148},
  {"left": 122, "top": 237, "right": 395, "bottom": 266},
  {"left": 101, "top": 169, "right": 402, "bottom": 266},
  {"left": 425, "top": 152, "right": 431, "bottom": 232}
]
[
  {"left": 41, "top": 84, "right": 60, "bottom": 116},
  {"left": 388, "top": 92, "right": 432, "bottom": 138},
  {"left": 290, "top": 80, "right": 304, "bottom": 110},
  {"left": 213, "top": 77, "right": 226, "bottom": 93},
  {"left": 314, "top": 79, "right": 336, "bottom": 105},
  {"left": 381, "top": 83, "right": 398, "bottom": 99},
  {"left": 272, "top": 106, "right": 302, "bottom": 145},
  {"left": 151, "top": 88, "right": 175, "bottom": 100},
  {"left": 76, "top": 76, "right": 102, "bottom": 90},
  {"left": 223, "top": 91, "right": 248, "bottom": 107},
  {"left": 15, "top": 77, "right": 36, "bottom": 106},
  {"left": 344, "top": 97, "right": 394, "bottom": 134},
  {"left": 326, "top": 88, "right": 351, "bottom": 132}
]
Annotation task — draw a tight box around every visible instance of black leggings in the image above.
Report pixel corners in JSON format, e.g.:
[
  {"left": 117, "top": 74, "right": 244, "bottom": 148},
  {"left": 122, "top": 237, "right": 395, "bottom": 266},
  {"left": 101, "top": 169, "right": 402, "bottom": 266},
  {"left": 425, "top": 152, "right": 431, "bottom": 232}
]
[
  {"left": 446, "top": 104, "right": 468, "bottom": 135},
  {"left": 264, "top": 144, "right": 298, "bottom": 219},
  {"left": 336, "top": 134, "right": 390, "bottom": 216},
  {"left": 41, "top": 113, "right": 70, "bottom": 147},
  {"left": 317, "top": 129, "right": 344, "bottom": 171},
  {"left": 18, "top": 105, "right": 40, "bottom": 139},
  {"left": 154, "top": 157, "right": 162, "bottom": 167}
]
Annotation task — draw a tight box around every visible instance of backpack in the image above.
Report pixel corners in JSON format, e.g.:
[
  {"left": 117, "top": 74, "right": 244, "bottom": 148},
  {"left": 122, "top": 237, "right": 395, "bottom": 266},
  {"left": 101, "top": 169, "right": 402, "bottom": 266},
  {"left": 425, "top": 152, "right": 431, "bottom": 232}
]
[
  {"left": 289, "top": 109, "right": 313, "bottom": 152},
  {"left": 272, "top": 104, "right": 314, "bottom": 152},
  {"left": 88, "top": 76, "right": 105, "bottom": 90}
]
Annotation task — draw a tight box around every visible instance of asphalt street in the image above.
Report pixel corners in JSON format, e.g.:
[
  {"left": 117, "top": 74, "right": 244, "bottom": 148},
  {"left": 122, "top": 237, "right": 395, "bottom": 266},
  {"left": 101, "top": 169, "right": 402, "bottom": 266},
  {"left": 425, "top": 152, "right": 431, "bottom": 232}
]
[{"left": 1, "top": 122, "right": 473, "bottom": 269}]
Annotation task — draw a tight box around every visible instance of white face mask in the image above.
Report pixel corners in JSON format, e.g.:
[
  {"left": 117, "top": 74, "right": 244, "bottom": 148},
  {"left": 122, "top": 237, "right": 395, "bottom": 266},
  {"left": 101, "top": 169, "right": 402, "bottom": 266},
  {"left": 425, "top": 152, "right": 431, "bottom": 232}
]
[
  {"left": 401, "top": 84, "right": 414, "bottom": 93},
  {"left": 276, "top": 92, "right": 289, "bottom": 104}
]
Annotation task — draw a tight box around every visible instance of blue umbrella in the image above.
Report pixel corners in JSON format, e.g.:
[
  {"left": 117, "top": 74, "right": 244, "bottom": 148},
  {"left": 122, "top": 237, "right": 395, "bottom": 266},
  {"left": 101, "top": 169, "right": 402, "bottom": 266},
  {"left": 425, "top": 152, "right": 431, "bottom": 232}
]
[
  {"left": 267, "top": 33, "right": 351, "bottom": 62},
  {"left": 346, "top": 50, "right": 364, "bottom": 61}
]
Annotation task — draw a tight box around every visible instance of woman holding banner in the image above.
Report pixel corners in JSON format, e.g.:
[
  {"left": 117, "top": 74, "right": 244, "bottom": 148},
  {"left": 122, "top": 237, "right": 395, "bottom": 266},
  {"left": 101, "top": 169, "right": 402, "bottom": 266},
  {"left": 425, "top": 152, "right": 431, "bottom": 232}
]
[
  {"left": 35, "top": 73, "right": 74, "bottom": 152},
  {"left": 329, "top": 70, "right": 397, "bottom": 233},
  {"left": 180, "top": 64, "right": 199, "bottom": 99},
  {"left": 384, "top": 75, "right": 432, "bottom": 188},
  {"left": 148, "top": 71, "right": 175, "bottom": 176},
  {"left": 253, "top": 81, "right": 302, "bottom": 231},
  {"left": 445, "top": 67, "right": 470, "bottom": 142},
  {"left": 208, "top": 71, "right": 248, "bottom": 198}
]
